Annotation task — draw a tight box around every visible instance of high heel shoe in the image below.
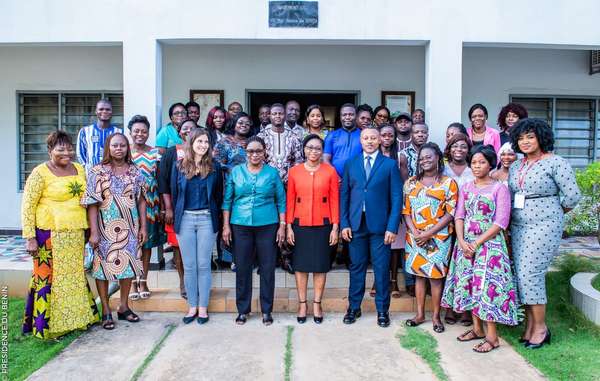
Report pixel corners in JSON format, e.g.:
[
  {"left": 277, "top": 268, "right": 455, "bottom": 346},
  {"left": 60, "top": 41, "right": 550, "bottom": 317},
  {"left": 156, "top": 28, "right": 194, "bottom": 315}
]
[
  {"left": 313, "top": 300, "right": 323, "bottom": 324},
  {"left": 525, "top": 329, "right": 551, "bottom": 349},
  {"left": 297, "top": 301, "right": 307, "bottom": 324}
]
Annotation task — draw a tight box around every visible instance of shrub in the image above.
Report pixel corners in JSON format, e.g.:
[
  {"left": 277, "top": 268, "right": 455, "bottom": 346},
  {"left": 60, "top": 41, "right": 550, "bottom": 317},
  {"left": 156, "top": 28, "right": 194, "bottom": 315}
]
[{"left": 564, "top": 162, "right": 600, "bottom": 240}]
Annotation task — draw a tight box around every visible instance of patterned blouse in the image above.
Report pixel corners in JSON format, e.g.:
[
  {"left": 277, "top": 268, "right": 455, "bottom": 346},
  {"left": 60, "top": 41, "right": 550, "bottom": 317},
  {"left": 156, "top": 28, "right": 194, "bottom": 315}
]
[{"left": 213, "top": 135, "right": 248, "bottom": 173}]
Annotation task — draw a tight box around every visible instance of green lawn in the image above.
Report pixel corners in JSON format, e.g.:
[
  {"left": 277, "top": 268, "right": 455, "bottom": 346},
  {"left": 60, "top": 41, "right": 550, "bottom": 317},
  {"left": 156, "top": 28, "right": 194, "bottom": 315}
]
[
  {"left": 397, "top": 327, "right": 449, "bottom": 381},
  {"left": 592, "top": 274, "right": 600, "bottom": 293},
  {"left": 8, "top": 298, "right": 83, "bottom": 381},
  {"left": 498, "top": 255, "right": 600, "bottom": 381}
]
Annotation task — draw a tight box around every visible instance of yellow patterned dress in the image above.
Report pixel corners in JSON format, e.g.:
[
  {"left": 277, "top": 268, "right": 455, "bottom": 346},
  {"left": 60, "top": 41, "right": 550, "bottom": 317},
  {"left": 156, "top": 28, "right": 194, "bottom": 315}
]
[{"left": 21, "top": 163, "right": 100, "bottom": 339}]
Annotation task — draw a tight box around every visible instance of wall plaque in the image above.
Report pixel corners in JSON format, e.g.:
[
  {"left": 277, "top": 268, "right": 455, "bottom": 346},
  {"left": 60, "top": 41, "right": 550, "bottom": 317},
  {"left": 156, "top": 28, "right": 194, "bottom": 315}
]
[{"left": 269, "top": 1, "right": 318, "bottom": 28}]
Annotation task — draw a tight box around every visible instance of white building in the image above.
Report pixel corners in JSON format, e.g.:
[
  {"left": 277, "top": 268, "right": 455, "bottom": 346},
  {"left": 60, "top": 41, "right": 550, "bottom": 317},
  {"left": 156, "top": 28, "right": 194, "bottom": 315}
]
[{"left": 1, "top": 0, "right": 600, "bottom": 230}]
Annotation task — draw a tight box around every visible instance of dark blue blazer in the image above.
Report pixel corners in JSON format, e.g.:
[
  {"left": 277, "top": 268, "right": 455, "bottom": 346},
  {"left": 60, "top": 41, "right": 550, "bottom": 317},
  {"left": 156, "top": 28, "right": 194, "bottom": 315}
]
[
  {"left": 170, "top": 161, "right": 223, "bottom": 234},
  {"left": 340, "top": 152, "right": 403, "bottom": 234}
]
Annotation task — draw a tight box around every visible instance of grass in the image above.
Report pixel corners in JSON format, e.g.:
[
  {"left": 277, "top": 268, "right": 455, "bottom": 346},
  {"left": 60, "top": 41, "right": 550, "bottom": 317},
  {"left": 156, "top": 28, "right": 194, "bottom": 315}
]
[
  {"left": 498, "top": 255, "right": 600, "bottom": 381},
  {"left": 592, "top": 274, "right": 600, "bottom": 292},
  {"left": 7, "top": 298, "right": 83, "bottom": 381},
  {"left": 130, "top": 323, "right": 176, "bottom": 381},
  {"left": 397, "top": 327, "right": 449, "bottom": 381},
  {"left": 284, "top": 325, "right": 294, "bottom": 381}
]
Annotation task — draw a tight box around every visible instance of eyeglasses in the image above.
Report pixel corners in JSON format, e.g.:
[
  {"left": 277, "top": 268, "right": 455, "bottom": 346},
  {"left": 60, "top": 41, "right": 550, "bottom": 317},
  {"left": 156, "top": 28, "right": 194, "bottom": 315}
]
[
  {"left": 173, "top": 111, "right": 187, "bottom": 116},
  {"left": 246, "top": 149, "right": 264, "bottom": 155},
  {"left": 304, "top": 145, "right": 322, "bottom": 152},
  {"left": 237, "top": 121, "right": 253, "bottom": 126}
]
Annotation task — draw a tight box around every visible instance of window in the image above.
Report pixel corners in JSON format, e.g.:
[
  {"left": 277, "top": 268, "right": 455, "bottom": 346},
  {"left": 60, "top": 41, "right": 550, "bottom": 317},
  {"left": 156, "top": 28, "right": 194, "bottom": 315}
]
[
  {"left": 18, "top": 92, "right": 124, "bottom": 189},
  {"left": 511, "top": 96, "right": 599, "bottom": 168}
]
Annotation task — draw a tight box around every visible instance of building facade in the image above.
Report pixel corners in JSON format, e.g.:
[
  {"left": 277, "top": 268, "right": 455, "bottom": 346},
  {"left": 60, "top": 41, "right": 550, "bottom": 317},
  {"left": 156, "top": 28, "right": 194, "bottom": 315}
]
[{"left": 1, "top": 0, "right": 600, "bottom": 230}]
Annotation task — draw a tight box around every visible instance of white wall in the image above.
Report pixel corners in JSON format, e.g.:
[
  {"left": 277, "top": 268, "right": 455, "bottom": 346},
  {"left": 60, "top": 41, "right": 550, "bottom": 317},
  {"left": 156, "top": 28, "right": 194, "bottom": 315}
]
[
  {"left": 0, "top": 46, "right": 123, "bottom": 229},
  {"left": 462, "top": 47, "right": 600, "bottom": 127},
  {"left": 162, "top": 44, "right": 425, "bottom": 120}
]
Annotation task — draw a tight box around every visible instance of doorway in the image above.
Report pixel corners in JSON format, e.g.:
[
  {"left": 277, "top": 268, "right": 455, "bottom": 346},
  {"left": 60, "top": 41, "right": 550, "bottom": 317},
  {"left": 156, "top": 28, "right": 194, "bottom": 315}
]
[{"left": 246, "top": 90, "right": 359, "bottom": 128}]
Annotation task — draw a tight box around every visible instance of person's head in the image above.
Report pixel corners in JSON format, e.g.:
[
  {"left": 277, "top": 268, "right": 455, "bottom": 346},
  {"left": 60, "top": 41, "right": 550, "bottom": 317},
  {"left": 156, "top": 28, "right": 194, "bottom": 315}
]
[
  {"left": 379, "top": 124, "right": 396, "bottom": 149},
  {"left": 96, "top": 99, "right": 113, "bottom": 122},
  {"left": 304, "top": 104, "right": 325, "bottom": 130},
  {"left": 412, "top": 108, "right": 425, "bottom": 124},
  {"left": 412, "top": 123, "right": 429, "bottom": 147},
  {"left": 185, "top": 101, "right": 201, "bottom": 123},
  {"left": 498, "top": 142, "right": 517, "bottom": 169},
  {"left": 227, "top": 101, "right": 243, "bottom": 118},
  {"left": 205, "top": 106, "right": 227, "bottom": 132},
  {"left": 468, "top": 103, "right": 488, "bottom": 130},
  {"left": 468, "top": 145, "right": 497, "bottom": 179},
  {"left": 373, "top": 106, "right": 390, "bottom": 127},
  {"left": 285, "top": 100, "right": 301, "bottom": 126},
  {"left": 445, "top": 122, "right": 468, "bottom": 145},
  {"left": 444, "top": 132, "right": 472, "bottom": 164},
  {"left": 258, "top": 104, "right": 271, "bottom": 126},
  {"left": 394, "top": 113, "right": 412, "bottom": 135},
  {"left": 417, "top": 142, "right": 444, "bottom": 180},
  {"left": 179, "top": 119, "right": 198, "bottom": 141},
  {"left": 245, "top": 136, "right": 266, "bottom": 166},
  {"left": 269, "top": 103, "right": 285, "bottom": 127},
  {"left": 510, "top": 118, "right": 554, "bottom": 156},
  {"left": 356, "top": 104, "right": 373, "bottom": 130},
  {"left": 101, "top": 133, "right": 132, "bottom": 165},
  {"left": 128, "top": 115, "right": 150, "bottom": 146},
  {"left": 169, "top": 102, "right": 187, "bottom": 127},
  {"left": 46, "top": 130, "right": 75, "bottom": 166},
  {"left": 497, "top": 103, "right": 528, "bottom": 132},
  {"left": 302, "top": 134, "right": 324, "bottom": 163},
  {"left": 360, "top": 126, "right": 380, "bottom": 154},
  {"left": 180, "top": 129, "right": 213, "bottom": 179},
  {"left": 232, "top": 112, "right": 253, "bottom": 137},
  {"left": 340, "top": 103, "right": 356, "bottom": 129}
]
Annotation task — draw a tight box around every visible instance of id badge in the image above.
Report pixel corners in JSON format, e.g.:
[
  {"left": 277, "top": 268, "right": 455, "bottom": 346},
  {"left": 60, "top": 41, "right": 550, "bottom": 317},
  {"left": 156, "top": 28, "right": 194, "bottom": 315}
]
[{"left": 514, "top": 193, "right": 525, "bottom": 209}]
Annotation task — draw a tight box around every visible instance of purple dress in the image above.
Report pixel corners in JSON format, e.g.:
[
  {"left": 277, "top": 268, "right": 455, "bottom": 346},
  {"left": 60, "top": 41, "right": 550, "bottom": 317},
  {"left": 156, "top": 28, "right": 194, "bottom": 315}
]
[{"left": 442, "top": 181, "right": 518, "bottom": 325}]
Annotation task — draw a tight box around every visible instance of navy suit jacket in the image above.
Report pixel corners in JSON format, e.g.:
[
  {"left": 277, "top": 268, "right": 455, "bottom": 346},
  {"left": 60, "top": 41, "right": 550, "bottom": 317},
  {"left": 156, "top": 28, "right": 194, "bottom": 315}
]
[
  {"left": 170, "top": 161, "right": 223, "bottom": 234},
  {"left": 340, "top": 152, "right": 403, "bottom": 234}
]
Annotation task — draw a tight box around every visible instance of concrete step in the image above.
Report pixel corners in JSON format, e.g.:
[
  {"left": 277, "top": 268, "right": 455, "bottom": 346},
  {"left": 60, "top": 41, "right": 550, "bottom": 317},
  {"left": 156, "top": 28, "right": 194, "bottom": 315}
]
[
  {"left": 109, "top": 287, "right": 431, "bottom": 313},
  {"left": 147, "top": 269, "right": 407, "bottom": 290}
]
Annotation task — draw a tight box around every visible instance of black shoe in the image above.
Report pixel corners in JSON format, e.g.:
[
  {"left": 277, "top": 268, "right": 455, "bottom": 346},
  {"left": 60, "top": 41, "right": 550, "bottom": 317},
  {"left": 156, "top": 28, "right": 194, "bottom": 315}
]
[
  {"left": 297, "top": 301, "right": 307, "bottom": 324},
  {"left": 262, "top": 313, "right": 274, "bottom": 326},
  {"left": 377, "top": 312, "right": 391, "bottom": 327},
  {"left": 313, "top": 300, "right": 323, "bottom": 324},
  {"left": 197, "top": 315, "right": 209, "bottom": 325},
  {"left": 343, "top": 308, "right": 361, "bottom": 324},
  {"left": 182, "top": 313, "right": 197, "bottom": 324},
  {"left": 235, "top": 314, "right": 247, "bottom": 325},
  {"left": 525, "top": 329, "right": 551, "bottom": 349}
]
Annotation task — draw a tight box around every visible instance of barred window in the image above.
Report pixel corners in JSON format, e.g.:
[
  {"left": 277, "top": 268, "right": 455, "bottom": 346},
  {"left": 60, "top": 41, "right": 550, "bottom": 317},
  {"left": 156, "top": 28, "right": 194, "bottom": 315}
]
[{"left": 18, "top": 92, "right": 123, "bottom": 189}]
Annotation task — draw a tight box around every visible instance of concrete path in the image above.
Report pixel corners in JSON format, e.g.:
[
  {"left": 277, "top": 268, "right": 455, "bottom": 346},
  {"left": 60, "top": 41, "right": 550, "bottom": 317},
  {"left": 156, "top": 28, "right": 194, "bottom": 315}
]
[{"left": 25, "top": 312, "right": 546, "bottom": 381}]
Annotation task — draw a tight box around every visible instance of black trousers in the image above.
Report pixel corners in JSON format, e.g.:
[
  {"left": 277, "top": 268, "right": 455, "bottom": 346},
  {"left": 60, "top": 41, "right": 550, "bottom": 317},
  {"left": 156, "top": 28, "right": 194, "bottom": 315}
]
[{"left": 231, "top": 223, "right": 278, "bottom": 314}]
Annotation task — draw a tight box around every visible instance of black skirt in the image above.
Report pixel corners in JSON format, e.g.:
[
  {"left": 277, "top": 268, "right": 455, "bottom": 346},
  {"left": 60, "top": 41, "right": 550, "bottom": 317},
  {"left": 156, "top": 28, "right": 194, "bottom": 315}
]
[{"left": 291, "top": 224, "right": 332, "bottom": 273}]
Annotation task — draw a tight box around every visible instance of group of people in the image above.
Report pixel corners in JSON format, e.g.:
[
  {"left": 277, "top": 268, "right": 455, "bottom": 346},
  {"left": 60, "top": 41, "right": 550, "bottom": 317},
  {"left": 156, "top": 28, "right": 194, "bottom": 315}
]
[{"left": 21, "top": 97, "right": 581, "bottom": 354}]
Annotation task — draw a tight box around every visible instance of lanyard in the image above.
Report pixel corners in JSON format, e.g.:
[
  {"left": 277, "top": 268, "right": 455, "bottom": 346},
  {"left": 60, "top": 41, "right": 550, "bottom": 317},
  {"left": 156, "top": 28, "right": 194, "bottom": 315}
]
[{"left": 517, "top": 158, "right": 540, "bottom": 191}]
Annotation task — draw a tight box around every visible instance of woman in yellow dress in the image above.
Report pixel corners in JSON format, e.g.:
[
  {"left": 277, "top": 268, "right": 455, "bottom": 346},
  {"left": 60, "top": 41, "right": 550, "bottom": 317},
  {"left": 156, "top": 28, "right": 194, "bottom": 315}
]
[{"left": 22, "top": 131, "right": 100, "bottom": 339}]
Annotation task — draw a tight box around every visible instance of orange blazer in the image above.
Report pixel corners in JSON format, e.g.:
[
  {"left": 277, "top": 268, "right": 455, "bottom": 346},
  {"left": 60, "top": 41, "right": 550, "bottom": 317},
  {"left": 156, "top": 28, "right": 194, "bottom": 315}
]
[{"left": 286, "top": 163, "right": 340, "bottom": 226}]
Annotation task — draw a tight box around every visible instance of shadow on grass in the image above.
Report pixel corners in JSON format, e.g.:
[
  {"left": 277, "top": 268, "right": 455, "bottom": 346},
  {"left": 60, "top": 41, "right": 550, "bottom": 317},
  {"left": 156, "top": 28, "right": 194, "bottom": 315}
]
[{"left": 498, "top": 255, "right": 600, "bottom": 381}]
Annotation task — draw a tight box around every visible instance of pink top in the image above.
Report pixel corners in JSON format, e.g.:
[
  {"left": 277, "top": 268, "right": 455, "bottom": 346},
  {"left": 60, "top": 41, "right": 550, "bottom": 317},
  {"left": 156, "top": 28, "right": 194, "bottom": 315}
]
[
  {"left": 467, "top": 125, "right": 501, "bottom": 154},
  {"left": 454, "top": 181, "right": 511, "bottom": 229}
]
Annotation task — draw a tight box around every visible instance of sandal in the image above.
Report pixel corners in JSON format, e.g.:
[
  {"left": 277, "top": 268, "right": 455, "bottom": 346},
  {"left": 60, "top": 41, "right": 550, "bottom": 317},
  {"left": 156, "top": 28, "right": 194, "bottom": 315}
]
[
  {"left": 405, "top": 318, "right": 425, "bottom": 327},
  {"left": 297, "top": 301, "right": 307, "bottom": 324},
  {"left": 102, "top": 314, "right": 115, "bottom": 330},
  {"left": 129, "top": 279, "right": 140, "bottom": 301},
  {"left": 473, "top": 339, "right": 499, "bottom": 353},
  {"left": 313, "top": 300, "right": 323, "bottom": 324},
  {"left": 444, "top": 309, "right": 457, "bottom": 325},
  {"left": 117, "top": 308, "right": 140, "bottom": 323},
  {"left": 457, "top": 329, "right": 485, "bottom": 342},
  {"left": 138, "top": 279, "right": 151, "bottom": 299},
  {"left": 433, "top": 323, "right": 445, "bottom": 333}
]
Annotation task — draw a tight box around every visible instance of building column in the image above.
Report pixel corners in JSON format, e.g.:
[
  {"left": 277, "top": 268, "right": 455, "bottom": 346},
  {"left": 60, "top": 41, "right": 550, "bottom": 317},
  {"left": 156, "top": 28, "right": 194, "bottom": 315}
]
[
  {"left": 425, "top": 38, "right": 463, "bottom": 146},
  {"left": 122, "top": 38, "right": 162, "bottom": 145}
]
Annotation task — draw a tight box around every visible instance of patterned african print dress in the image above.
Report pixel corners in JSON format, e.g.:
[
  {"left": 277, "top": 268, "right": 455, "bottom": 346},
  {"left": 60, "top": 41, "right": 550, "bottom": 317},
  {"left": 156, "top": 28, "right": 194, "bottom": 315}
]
[
  {"left": 21, "top": 163, "right": 100, "bottom": 339},
  {"left": 441, "top": 181, "right": 518, "bottom": 325},
  {"left": 132, "top": 148, "right": 166, "bottom": 249},
  {"left": 403, "top": 175, "right": 458, "bottom": 278},
  {"left": 85, "top": 164, "right": 146, "bottom": 281}
]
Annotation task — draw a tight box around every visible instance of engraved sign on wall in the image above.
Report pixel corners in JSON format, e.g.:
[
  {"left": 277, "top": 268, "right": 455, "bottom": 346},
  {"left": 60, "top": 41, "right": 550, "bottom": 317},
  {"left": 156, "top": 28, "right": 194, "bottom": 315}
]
[{"left": 269, "top": 1, "right": 318, "bottom": 28}]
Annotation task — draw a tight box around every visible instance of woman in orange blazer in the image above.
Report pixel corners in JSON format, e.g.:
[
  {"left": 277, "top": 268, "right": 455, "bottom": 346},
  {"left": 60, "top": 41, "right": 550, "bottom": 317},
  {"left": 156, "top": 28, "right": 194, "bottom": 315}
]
[{"left": 287, "top": 134, "right": 340, "bottom": 324}]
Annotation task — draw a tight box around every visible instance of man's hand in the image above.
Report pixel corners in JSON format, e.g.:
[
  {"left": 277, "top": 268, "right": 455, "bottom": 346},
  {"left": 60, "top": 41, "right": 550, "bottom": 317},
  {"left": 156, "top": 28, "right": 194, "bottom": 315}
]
[
  {"left": 341, "top": 228, "right": 353, "bottom": 242},
  {"left": 384, "top": 231, "right": 397, "bottom": 245}
]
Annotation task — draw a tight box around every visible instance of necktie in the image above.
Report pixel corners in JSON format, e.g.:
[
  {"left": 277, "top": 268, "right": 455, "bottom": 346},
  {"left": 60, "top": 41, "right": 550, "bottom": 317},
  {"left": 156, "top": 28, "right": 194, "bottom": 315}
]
[{"left": 365, "top": 156, "right": 372, "bottom": 179}]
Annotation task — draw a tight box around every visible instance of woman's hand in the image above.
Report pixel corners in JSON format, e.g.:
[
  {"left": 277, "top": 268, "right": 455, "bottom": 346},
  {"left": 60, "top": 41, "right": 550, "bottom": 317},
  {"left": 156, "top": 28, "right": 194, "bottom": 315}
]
[
  {"left": 25, "top": 238, "right": 38, "bottom": 257},
  {"left": 164, "top": 207, "right": 174, "bottom": 225},
  {"left": 138, "top": 228, "right": 147, "bottom": 246},
  {"left": 414, "top": 230, "right": 433, "bottom": 247},
  {"left": 276, "top": 224, "right": 286, "bottom": 246},
  {"left": 458, "top": 239, "right": 475, "bottom": 258},
  {"left": 286, "top": 225, "right": 295, "bottom": 246},
  {"left": 329, "top": 226, "right": 339, "bottom": 246},
  {"left": 222, "top": 224, "right": 232, "bottom": 246},
  {"left": 88, "top": 230, "right": 100, "bottom": 249}
]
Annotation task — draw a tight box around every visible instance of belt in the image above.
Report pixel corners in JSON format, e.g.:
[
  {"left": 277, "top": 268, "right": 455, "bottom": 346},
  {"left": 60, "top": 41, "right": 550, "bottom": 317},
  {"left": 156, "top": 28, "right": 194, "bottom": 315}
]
[
  {"left": 184, "top": 209, "right": 211, "bottom": 215},
  {"left": 524, "top": 194, "right": 557, "bottom": 200}
]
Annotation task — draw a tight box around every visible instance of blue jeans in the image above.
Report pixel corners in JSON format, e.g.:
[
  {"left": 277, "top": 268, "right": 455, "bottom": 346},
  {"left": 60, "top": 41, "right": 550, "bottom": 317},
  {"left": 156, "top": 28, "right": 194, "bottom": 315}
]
[{"left": 176, "top": 211, "right": 216, "bottom": 308}]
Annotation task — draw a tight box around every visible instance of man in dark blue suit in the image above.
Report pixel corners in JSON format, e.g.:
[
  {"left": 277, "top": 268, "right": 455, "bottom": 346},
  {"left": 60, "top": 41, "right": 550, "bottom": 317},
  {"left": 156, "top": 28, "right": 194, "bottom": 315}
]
[{"left": 340, "top": 126, "right": 403, "bottom": 327}]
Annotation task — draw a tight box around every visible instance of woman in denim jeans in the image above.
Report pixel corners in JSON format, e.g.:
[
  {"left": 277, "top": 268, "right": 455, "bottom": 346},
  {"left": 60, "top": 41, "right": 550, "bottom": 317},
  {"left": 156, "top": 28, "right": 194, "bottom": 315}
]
[{"left": 171, "top": 129, "right": 223, "bottom": 324}]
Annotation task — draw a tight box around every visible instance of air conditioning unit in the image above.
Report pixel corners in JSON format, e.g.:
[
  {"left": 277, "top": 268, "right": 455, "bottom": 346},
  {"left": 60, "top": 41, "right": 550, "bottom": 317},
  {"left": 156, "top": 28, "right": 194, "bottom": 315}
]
[{"left": 591, "top": 50, "right": 600, "bottom": 75}]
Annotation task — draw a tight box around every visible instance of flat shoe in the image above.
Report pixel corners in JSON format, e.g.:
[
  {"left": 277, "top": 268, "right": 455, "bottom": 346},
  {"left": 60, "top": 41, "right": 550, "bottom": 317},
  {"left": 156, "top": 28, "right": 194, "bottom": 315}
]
[
  {"left": 182, "top": 313, "right": 197, "bottom": 324},
  {"left": 433, "top": 323, "right": 445, "bottom": 333},
  {"left": 473, "top": 339, "right": 499, "bottom": 353},
  {"left": 101, "top": 314, "right": 115, "bottom": 330},
  {"left": 117, "top": 309, "right": 140, "bottom": 323},
  {"left": 405, "top": 319, "right": 424, "bottom": 327},
  {"left": 197, "top": 315, "right": 209, "bottom": 325}
]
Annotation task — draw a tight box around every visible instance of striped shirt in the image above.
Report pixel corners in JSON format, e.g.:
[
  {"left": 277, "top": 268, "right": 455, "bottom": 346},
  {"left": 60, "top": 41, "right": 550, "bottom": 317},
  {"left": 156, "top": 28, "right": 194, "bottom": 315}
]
[{"left": 76, "top": 123, "right": 123, "bottom": 172}]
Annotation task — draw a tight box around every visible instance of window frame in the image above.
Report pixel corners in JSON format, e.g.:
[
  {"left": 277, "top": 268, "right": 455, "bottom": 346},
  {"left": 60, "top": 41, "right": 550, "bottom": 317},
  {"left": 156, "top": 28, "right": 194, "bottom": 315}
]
[{"left": 16, "top": 90, "right": 124, "bottom": 192}]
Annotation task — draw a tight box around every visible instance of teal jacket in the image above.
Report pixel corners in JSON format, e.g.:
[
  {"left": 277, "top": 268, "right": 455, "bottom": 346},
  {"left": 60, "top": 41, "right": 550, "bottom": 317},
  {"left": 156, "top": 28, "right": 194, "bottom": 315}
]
[{"left": 222, "top": 164, "right": 286, "bottom": 226}]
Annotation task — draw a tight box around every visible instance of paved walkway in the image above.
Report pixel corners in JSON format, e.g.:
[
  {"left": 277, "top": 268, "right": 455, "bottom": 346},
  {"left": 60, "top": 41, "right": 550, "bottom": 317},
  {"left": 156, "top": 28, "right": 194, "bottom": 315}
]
[{"left": 27, "top": 313, "right": 543, "bottom": 381}]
